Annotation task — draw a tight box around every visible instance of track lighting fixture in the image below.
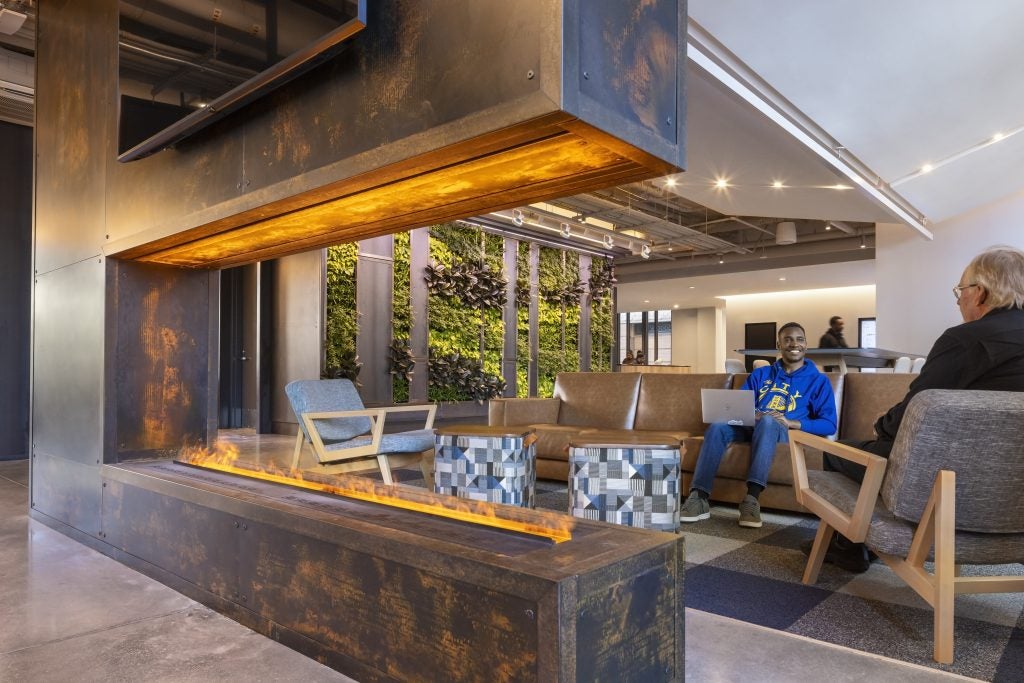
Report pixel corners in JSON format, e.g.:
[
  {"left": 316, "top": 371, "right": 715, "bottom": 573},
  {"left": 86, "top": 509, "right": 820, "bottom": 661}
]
[
  {"left": 512, "top": 209, "right": 524, "bottom": 226},
  {"left": 640, "top": 244, "right": 651, "bottom": 259},
  {"left": 560, "top": 222, "right": 572, "bottom": 238}
]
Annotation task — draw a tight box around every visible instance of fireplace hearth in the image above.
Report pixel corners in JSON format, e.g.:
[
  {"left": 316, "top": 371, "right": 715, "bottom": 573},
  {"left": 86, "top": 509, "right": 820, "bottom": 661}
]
[{"left": 95, "top": 460, "right": 684, "bottom": 681}]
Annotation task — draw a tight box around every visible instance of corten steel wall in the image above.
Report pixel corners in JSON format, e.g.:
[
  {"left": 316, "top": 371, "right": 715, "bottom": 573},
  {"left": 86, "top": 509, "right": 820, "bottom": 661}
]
[{"left": 0, "top": 121, "right": 31, "bottom": 460}]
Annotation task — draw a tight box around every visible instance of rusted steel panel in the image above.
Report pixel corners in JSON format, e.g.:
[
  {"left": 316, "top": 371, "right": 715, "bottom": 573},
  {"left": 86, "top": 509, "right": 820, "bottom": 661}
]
[
  {"left": 109, "top": 260, "right": 213, "bottom": 460},
  {"left": 102, "top": 462, "right": 684, "bottom": 682},
  {"left": 570, "top": 0, "right": 683, "bottom": 153},
  {"left": 93, "top": 0, "right": 685, "bottom": 268},
  {"left": 241, "top": 1, "right": 545, "bottom": 189},
  {"left": 102, "top": 478, "right": 242, "bottom": 602},
  {"left": 33, "top": 0, "right": 115, "bottom": 275},
  {"left": 239, "top": 522, "right": 540, "bottom": 681}
]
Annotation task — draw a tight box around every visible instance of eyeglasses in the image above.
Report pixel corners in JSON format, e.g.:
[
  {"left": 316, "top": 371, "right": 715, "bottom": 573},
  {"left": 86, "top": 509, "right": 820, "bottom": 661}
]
[{"left": 952, "top": 283, "right": 979, "bottom": 301}]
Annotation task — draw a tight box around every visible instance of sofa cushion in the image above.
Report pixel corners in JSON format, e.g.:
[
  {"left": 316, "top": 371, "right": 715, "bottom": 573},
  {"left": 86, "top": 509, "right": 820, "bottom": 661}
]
[
  {"left": 632, "top": 373, "right": 732, "bottom": 433},
  {"left": 528, "top": 423, "right": 584, "bottom": 461},
  {"left": 489, "top": 397, "right": 560, "bottom": 426},
  {"left": 553, "top": 373, "right": 642, "bottom": 429},
  {"left": 840, "top": 373, "right": 914, "bottom": 441}
]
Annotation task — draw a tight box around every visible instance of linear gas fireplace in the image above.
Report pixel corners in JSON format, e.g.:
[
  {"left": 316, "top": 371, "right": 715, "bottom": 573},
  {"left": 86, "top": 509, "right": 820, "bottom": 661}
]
[{"left": 101, "top": 452, "right": 682, "bottom": 681}]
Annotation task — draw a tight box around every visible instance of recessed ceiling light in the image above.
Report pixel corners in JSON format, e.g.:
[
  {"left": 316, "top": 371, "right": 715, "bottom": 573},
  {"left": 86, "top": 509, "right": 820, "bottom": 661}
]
[
  {"left": 824, "top": 222, "right": 832, "bottom": 230},
  {"left": 643, "top": 299, "right": 650, "bottom": 303},
  {"left": 772, "top": 180, "right": 784, "bottom": 189},
  {"left": 779, "top": 277, "right": 786, "bottom": 281},
  {"left": 993, "top": 132, "right": 1005, "bottom": 142},
  {"left": 921, "top": 163, "right": 933, "bottom": 174},
  {"left": 714, "top": 178, "right": 729, "bottom": 189},
  {"left": 665, "top": 177, "right": 677, "bottom": 187},
  {"left": 689, "top": 286, "right": 696, "bottom": 289},
  {"left": 831, "top": 184, "right": 852, "bottom": 190},
  {"left": 673, "top": 304, "right": 679, "bottom": 308}
]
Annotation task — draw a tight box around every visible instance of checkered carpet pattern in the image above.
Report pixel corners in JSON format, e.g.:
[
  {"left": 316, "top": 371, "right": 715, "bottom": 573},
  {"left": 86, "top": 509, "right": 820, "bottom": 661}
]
[{"left": 388, "top": 468, "right": 1024, "bottom": 681}]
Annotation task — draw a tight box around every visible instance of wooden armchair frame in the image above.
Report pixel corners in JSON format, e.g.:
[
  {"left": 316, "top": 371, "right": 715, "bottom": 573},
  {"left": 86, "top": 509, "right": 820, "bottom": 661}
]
[
  {"left": 790, "top": 431, "right": 1024, "bottom": 664},
  {"left": 292, "top": 403, "right": 437, "bottom": 485}
]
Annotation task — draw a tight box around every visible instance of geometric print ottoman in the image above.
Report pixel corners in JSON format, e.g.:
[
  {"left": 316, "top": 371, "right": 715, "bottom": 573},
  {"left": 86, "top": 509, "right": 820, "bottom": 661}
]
[
  {"left": 568, "top": 431, "right": 682, "bottom": 532},
  {"left": 433, "top": 425, "right": 537, "bottom": 508}
]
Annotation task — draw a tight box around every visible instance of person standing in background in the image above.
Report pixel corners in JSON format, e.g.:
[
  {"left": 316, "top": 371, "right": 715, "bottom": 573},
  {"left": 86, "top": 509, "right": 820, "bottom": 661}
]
[{"left": 818, "top": 316, "right": 849, "bottom": 348}]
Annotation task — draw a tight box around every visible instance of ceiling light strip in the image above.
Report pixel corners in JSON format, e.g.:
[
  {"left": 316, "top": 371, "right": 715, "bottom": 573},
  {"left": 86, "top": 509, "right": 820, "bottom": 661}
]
[
  {"left": 889, "top": 123, "right": 1024, "bottom": 187},
  {"left": 687, "top": 21, "right": 932, "bottom": 240}
]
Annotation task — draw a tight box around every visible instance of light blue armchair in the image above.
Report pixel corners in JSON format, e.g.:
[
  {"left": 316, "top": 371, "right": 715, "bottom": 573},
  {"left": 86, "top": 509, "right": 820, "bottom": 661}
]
[{"left": 285, "top": 379, "right": 436, "bottom": 484}]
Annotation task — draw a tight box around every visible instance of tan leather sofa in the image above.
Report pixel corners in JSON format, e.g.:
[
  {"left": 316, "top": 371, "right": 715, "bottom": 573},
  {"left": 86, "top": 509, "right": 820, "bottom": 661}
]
[{"left": 488, "top": 371, "right": 915, "bottom": 513}]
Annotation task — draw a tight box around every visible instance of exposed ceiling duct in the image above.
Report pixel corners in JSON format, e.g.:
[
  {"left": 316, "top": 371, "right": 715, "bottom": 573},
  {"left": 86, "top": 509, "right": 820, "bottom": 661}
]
[{"left": 775, "top": 221, "right": 796, "bottom": 245}]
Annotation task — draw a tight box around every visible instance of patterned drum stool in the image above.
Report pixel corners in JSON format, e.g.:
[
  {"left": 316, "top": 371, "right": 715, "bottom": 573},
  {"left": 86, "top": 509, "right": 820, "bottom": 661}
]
[
  {"left": 568, "top": 431, "right": 683, "bottom": 532},
  {"left": 433, "top": 426, "right": 537, "bottom": 507}
]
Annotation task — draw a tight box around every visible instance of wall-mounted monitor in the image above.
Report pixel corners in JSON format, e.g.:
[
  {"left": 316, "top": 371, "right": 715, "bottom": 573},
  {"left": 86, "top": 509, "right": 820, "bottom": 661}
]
[{"left": 117, "top": 0, "right": 366, "bottom": 162}]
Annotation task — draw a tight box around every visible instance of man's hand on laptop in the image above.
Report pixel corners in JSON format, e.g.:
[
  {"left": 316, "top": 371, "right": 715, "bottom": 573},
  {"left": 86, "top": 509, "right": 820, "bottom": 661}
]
[{"left": 758, "top": 409, "right": 801, "bottom": 430}]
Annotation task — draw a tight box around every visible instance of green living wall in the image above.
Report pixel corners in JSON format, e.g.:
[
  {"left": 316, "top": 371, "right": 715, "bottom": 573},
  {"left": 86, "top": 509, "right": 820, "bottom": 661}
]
[
  {"left": 425, "top": 223, "right": 506, "bottom": 402},
  {"left": 324, "top": 242, "right": 359, "bottom": 380},
  {"left": 325, "top": 224, "right": 615, "bottom": 401}
]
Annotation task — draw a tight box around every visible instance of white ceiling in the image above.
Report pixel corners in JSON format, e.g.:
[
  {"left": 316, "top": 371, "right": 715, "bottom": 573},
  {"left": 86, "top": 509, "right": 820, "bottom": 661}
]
[
  {"left": 668, "top": 65, "right": 896, "bottom": 223},
  {"left": 616, "top": 259, "right": 875, "bottom": 311},
  {"left": 688, "top": 0, "right": 1024, "bottom": 225}
]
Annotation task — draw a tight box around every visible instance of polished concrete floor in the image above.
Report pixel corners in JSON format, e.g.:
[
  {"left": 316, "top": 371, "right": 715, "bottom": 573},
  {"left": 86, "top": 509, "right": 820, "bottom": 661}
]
[{"left": 0, "top": 456, "right": 974, "bottom": 682}]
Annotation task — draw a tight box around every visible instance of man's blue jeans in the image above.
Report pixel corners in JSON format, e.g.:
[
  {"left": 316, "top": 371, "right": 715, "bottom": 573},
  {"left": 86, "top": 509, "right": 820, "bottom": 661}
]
[{"left": 690, "top": 417, "right": 789, "bottom": 494}]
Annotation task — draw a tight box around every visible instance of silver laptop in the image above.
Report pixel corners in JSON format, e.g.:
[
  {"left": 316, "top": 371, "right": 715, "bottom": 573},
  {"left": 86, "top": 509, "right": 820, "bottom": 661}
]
[{"left": 701, "top": 389, "right": 756, "bottom": 426}]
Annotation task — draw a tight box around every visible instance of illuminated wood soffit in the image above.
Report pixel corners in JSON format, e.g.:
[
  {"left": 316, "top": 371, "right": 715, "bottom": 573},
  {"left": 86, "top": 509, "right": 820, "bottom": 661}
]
[{"left": 123, "top": 120, "right": 677, "bottom": 269}]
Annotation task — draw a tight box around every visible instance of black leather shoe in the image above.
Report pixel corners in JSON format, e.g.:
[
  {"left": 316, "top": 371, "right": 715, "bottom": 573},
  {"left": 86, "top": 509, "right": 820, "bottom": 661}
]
[{"left": 799, "top": 536, "right": 871, "bottom": 574}]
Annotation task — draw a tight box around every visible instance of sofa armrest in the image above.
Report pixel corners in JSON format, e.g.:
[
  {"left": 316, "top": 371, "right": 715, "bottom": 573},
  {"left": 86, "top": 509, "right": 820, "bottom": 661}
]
[{"left": 488, "top": 397, "right": 561, "bottom": 426}]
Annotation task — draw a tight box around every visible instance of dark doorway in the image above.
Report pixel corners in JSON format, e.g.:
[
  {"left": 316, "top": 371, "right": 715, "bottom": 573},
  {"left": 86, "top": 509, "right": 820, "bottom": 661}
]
[
  {"left": 744, "top": 322, "right": 777, "bottom": 372},
  {"left": 219, "top": 264, "right": 274, "bottom": 431},
  {"left": 219, "top": 267, "right": 247, "bottom": 428}
]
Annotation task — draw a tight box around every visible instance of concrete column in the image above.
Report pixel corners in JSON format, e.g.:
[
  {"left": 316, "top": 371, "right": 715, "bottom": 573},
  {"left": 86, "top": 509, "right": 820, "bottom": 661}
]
[
  {"left": 356, "top": 236, "right": 395, "bottom": 406},
  {"left": 501, "top": 237, "right": 519, "bottom": 396}
]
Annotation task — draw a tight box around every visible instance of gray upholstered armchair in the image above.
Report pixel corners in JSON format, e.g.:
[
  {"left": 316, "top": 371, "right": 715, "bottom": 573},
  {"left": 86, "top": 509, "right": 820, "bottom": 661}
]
[
  {"left": 790, "top": 389, "right": 1024, "bottom": 664},
  {"left": 285, "top": 379, "right": 436, "bottom": 484}
]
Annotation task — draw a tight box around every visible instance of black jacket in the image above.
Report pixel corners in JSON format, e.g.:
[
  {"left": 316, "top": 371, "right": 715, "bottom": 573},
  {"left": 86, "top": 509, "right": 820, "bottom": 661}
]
[
  {"left": 819, "top": 329, "right": 849, "bottom": 348},
  {"left": 874, "top": 307, "right": 1024, "bottom": 442}
]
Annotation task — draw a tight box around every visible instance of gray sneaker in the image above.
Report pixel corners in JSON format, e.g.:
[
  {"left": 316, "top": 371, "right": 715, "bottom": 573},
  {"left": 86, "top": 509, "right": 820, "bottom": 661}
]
[
  {"left": 738, "top": 494, "right": 762, "bottom": 528},
  {"left": 680, "top": 491, "right": 711, "bottom": 522}
]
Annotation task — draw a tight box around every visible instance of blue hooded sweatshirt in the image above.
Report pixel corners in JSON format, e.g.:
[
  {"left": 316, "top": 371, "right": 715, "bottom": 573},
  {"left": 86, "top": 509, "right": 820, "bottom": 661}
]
[{"left": 742, "top": 359, "right": 837, "bottom": 436}]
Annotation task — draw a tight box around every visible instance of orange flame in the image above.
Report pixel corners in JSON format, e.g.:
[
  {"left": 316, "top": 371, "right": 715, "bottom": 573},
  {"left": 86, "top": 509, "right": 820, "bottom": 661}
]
[{"left": 178, "top": 444, "right": 572, "bottom": 543}]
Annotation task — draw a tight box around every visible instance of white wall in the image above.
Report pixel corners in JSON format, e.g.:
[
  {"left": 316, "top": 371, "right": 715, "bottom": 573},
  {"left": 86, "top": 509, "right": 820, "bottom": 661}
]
[
  {"left": 671, "top": 305, "right": 725, "bottom": 372},
  {"left": 876, "top": 190, "right": 1024, "bottom": 355},
  {"left": 721, "top": 285, "right": 876, "bottom": 364}
]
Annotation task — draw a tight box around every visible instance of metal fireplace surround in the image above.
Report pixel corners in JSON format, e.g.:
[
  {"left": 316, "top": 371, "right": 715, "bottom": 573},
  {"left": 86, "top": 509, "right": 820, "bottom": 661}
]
[{"left": 31, "top": 1, "right": 687, "bottom": 680}]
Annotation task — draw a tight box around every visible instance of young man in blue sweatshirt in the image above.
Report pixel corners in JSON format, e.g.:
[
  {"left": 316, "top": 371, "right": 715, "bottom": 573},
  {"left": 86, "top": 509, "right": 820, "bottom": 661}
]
[{"left": 681, "top": 322, "right": 837, "bottom": 528}]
